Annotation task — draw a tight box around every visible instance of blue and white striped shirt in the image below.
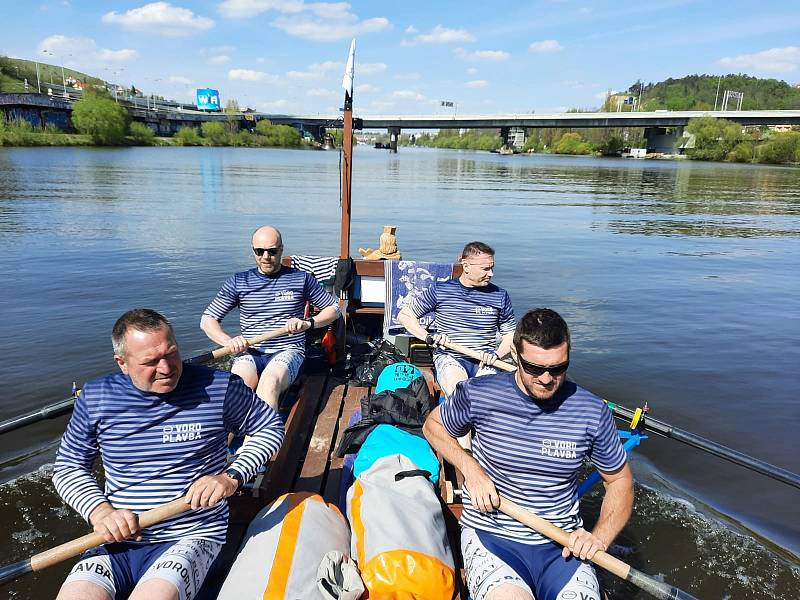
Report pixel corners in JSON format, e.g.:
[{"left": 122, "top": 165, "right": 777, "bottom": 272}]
[
  {"left": 52, "top": 364, "right": 284, "bottom": 544},
  {"left": 202, "top": 266, "right": 339, "bottom": 353},
  {"left": 408, "top": 279, "right": 515, "bottom": 357},
  {"left": 439, "top": 372, "right": 626, "bottom": 544}
]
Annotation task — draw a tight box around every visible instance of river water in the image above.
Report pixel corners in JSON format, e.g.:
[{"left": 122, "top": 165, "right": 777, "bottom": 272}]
[{"left": 0, "top": 146, "right": 798, "bottom": 598}]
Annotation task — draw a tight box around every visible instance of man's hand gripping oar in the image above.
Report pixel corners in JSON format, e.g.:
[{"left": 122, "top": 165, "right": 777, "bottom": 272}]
[{"left": 189, "top": 325, "right": 290, "bottom": 364}]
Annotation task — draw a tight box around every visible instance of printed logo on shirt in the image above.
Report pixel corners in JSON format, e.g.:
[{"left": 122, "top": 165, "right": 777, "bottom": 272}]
[
  {"left": 276, "top": 290, "right": 295, "bottom": 301},
  {"left": 541, "top": 438, "right": 577, "bottom": 459},
  {"left": 162, "top": 423, "right": 202, "bottom": 443},
  {"left": 474, "top": 306, "right": 495, "bottom": 315}
]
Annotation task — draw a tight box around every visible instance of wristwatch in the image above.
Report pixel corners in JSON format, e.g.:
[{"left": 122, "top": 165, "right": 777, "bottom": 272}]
[
  {"left": 224, "top": 468, "right": 244, "bottom": 490},
  {"left": 306, "top": 316, "right": 315, "bottom": 330}
]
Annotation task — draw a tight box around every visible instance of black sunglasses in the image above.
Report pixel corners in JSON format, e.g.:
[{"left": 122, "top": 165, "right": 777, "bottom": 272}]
[
  {"left": 253, "top": 246, "right": 282, "bottom": 257},
  {"left": 517, "top": 356, "right": 570, "bottom": 377}
]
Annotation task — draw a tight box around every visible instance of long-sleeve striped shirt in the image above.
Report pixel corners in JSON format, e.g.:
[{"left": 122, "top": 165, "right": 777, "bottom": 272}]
[
  {"left": 52, "top": 363, "right": 284, "bottom": 544},
  {"left": 408, "top": 279, "right": 516, "bottom": 357},
  {"left": 202, "top": 266, "right": 339, "bottom": 353},
  {"left": 439, "top": 372, "right": 626, "bottom": 544}
]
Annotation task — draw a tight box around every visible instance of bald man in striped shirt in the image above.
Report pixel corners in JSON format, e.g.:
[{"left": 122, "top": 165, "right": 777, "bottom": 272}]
[{"left": 201, "top": 226, "right": 340, "bottom": 411}]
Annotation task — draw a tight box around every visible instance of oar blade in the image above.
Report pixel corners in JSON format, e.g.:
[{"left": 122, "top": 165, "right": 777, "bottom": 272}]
[
  {"left": 628, "top": 567, "right": 699, "bottom": 600},
  {"left": 0, "top": 559, "right": 32, "bottom": 586}
]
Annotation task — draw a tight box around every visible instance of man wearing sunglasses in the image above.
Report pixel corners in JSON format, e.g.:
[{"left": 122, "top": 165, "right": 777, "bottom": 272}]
[
  {"left": 424, "top": 308, "right": 633, "bottom": 600},
  {"left": 201, "top": 226, "right": 340, "bottom": 411},
  {"left": 397, "top": 241, "right": 515, "bottom": 447}
]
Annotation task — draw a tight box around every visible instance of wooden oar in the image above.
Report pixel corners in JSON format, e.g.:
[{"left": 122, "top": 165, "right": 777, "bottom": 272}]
[
  {"left": 0, "top": 497, "right": 191, "bottom": 586},
  {"left": 186, "top": 325, "right": 289, "bottom": 364},
  {"left": 428, "top": 335, "right": 800, "bottom": 490},
  {"left": 0, "top": 326, "right": 290, "bottom": 436},
  {"left": 498, "top": 496, "right": 699, "bottom": 600},
  {"left": 425, "top": 335, "right": 516, "bottom": 373}
]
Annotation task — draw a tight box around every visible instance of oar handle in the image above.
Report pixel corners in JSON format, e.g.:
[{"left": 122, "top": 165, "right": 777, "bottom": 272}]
[
  {"left": 424, "top": 335, "right": 516, "bottom": 373},
  {"left": 497, "top": 496, "right": 699, "bottom": 600},
  {"left": 29, "top": 497, "right": 190, "bottom": 573},
  {"left": 497, "top": 497, "right": 630, "bottom": 579},
  {"left": 189, "top": 326, "right": 289, "bottom": 364}
]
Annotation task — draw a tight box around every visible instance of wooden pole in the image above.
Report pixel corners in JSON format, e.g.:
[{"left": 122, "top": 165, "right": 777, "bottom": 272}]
[{"left": 340, "top": 91, "right": 353, "bottom": 260}]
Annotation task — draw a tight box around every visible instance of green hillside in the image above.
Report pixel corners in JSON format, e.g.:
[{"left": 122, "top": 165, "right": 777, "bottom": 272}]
[
  {"left": 628, "top": 74, "right": 800, "bottom": 111},
  {"left": 0, "top": 56, "right": 105, "bottom": 93}
]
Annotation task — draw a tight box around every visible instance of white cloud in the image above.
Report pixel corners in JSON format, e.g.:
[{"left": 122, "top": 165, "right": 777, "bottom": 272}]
[
  {"left": 405, "top": 25, "right": 417, "bottom": 34},
  {"left": 467, "top": 67, "right": 478, "bottom": 75},
  {"left": 529, "top": 39, "right": 562, "bottom": 53},
  {"left": 356, "top": 83, "right": 378, "bottom": 93},
  {"left": 307, "top": 88, "right": 336, "bottom": 97},
  {"left": 102, "top": 2, "right": 214, "bottom": 36},
  {"left": 393, "top": 89, "right": 426, "bottom": 101},
  {"left": 219, "top": 0, "right": 389, "bottom": 41},
  {"left": 465, "top": 79, "right": 488, "bottom": 88},
  {"left": 718, "top": 46, "right": 800, "bottom": 73},
  {"left": 273, "top": 15, "right": 389, "bottom": 41},
  {"left": 454, "top": 48, "right": 511, "bottom": 62},
  {"left": 38, "top": 35, "right": 138, "bottom": 66},
  {"left": 360, "top": 62, "right": 387, "bottom": 75},
  {"left": 261, "top": 99, "right": 292, "bottom": 112},
  {"left": 219, "top": 0, "right": 303, "bottom": 18},
  {"left": 167, "top": 75, "right": 193, "bottom": 85},
  {"left": 97, "top": 48, "right": 138, "bottom": 62},
  {"left": 404, "top": 24, "right": 475, "bottom": 45},
  {"left": 208, "top": 55, "right": 230, "bottom": 65},
  {"left": 394, "top": 72, "right": 420, "bottom": 80},
  {"left": 287, "top": 60, "right": 344, "bottom": 80},
  {"left": 228, "top": 68, "right": 278, "bottom": 82}
]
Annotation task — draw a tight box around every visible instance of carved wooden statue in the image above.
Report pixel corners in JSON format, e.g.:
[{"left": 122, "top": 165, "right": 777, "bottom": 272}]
[{"left": 359, "top": 225, "right": 402, "bottom": 260}]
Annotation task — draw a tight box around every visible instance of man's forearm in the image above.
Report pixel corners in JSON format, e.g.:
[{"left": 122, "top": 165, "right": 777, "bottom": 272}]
[
  {"left": 423, "top": 410, "right": 481, "bottom": 479},
  {"left": 313, "top": 305, "right": 340, "bottom": 328},
  {"left": 592, "top": 468, "right": 634, "bottom": 547},
  {"left": 397, "top": 308, "right": 429, "bottom": 341},
  {"left": 496, "top": 333, "right": 514, "bottom": 359},
  {"left": 53, "top": 466, "right": 108, "bottom": 523},
  {"left": 200, "top": 316, "right": 233, "bottom": 346}
]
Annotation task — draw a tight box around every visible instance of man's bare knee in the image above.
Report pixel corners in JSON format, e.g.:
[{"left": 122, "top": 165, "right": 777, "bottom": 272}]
[
  {"left": 256, "top": 368, "right": 288, "bottom": 411},
  {"left": 232, "top": 362, "right": 258, "bottom": 390},
  {"left": 439, "top": 368, "right": 468, "bottom": 397},
  {"left": 129, "top": 578, "right": 180, "bottom": 600},
  {"left": 486, "top": 583, "right": 534, "bottom": 600},
  {"left": 57, "top": 581, "right": 113, "bottom": 600}
]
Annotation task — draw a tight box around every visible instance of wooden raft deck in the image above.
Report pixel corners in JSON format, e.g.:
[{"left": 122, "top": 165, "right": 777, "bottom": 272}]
[{"left": 201, "top": 367, "right": 468, "bottom": 598}]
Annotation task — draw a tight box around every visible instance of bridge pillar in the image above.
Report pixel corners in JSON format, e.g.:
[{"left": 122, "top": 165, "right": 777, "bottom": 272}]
[
  {"left": 644, "top": 126, "right": 682, "bottom": 154},
  {"left": 500, "top": 126, "right": 510, "bottom": 149},
  {"left": 388, "top": 126, "right": 400, "bottom": 153}
]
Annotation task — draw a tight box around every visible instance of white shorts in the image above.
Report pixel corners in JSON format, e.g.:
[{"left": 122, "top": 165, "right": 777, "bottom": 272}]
[
  {"left": 233, "top": 348, "right": 304, "bottom": 386},
  {"left": 434, "top": 353, "right": 497, "bottom": 385},
  {"left": 461, "top": 527, "right": 601, "bottom": 600},
  {"left": 63, "top": 538, "right": 222, "bottom": 600}
]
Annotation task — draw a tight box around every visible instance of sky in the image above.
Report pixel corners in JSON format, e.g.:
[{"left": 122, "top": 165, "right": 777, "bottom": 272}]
[{"left": 1, "top": 0, "right": 799, "bottom": 116}]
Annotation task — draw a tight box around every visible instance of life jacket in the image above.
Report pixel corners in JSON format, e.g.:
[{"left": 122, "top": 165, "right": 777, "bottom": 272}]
[
  {"left": 218, "top": 492, "right": 351, "bottom": 600},
  {"left": 347, "top": 454, "right": 455, "bottom": 599}
]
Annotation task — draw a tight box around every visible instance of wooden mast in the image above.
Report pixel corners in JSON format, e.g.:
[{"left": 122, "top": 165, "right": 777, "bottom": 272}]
[{"left": 340, "top": 39, "right": 355, "bottom": 260}]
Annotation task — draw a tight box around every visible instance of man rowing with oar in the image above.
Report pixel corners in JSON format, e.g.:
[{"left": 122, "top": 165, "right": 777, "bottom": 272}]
[
  {"left": 424, "top": 308, "right": 634, "bottom": 600},
  {"left": 52, "top": 308, "right": 284, "bottom": 600},
  {"left": 397, "top": 241, "right": 515, "bottom": 447},
  {"left": 200, "top": 225, "right": 340, "bottom": 410}
]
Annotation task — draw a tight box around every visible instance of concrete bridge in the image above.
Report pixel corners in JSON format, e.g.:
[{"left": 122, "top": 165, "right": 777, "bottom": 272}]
[
  {"left": 3, "top": 92, "right": 799, "bottom": 153},
  {"left": 271, "top": 110, "right": 800, "bottom": 152}
]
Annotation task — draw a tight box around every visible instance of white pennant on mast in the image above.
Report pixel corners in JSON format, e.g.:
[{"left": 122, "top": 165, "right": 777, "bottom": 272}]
[{"left": 341, "top": 38, "right": 355, "bottom": 96}]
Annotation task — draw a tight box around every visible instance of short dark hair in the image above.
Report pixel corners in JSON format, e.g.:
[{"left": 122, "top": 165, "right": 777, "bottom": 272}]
[
  {"left": 461, "top": 241, "right": 494, "bottom": 259},
  {"left": 514, "top": 308, "right": 571, "bottom": 353},
  {"left": 112, "top": 308, "right": 173, "bottom": 356}
]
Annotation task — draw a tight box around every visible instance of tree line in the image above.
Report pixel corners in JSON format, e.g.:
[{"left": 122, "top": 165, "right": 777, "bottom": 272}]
[{"left": 1, "top": 90, "right": 305, "bottom": 148}]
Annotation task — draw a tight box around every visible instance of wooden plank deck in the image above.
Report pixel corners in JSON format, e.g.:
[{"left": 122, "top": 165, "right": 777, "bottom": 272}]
[{"left": 202, "top": 361, "right": 468, "bottom": 598}]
